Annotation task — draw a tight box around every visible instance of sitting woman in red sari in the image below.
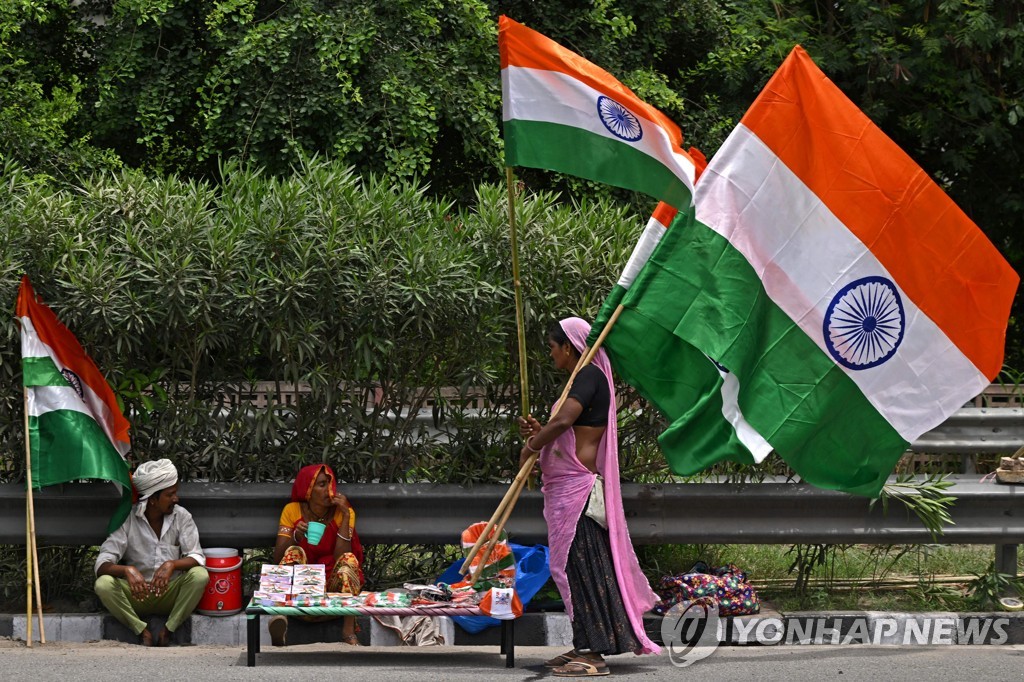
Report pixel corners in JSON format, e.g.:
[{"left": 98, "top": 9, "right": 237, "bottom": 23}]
[{"left": 267, "top": 463, "right": 364, "bottom": 646}]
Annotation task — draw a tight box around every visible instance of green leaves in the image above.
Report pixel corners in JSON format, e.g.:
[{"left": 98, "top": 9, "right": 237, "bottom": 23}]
[
  {"left": 874, "top": 473, "right": 957, "bottom": 541},
  {"left": 0, "top": 158, "right": 654, "bottom": 486}
]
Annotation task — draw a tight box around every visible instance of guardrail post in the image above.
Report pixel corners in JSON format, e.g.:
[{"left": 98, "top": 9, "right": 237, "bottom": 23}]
[{"left": 995, "top": 544, "right": 1018, "bottom": 578}]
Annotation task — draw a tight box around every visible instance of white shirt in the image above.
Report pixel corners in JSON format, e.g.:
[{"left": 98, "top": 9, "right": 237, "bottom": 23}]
[{"left": 95, "top": 503, "right": 206, "bottom": 581}]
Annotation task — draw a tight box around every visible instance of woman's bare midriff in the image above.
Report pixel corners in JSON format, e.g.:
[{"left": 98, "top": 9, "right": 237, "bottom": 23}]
[{"left": 573, "top": 424, "right": 606, "bottom": 473}]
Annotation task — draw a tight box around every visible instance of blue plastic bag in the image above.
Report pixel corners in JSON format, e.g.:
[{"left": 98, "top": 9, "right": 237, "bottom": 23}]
[{"left": 437, "top": 543, "right": 550, "bottom": 633}]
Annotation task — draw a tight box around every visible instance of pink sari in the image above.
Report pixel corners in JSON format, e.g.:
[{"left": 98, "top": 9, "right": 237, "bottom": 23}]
[{"left": 539, "top": 317, "right": 660, "bottom": 655}]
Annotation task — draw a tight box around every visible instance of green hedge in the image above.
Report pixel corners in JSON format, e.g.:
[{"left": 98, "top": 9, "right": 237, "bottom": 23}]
[{"left": 1, "top": 157, "right": 683, "bottom": 484}]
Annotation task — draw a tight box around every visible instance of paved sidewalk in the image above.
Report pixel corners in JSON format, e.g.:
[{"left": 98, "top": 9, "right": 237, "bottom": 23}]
[
  {"left": 2, "top": 640, "right": 1024, "bottom": 681},
  {"left": 4, "top": 609, "right": 1024, "bottom": 646}
]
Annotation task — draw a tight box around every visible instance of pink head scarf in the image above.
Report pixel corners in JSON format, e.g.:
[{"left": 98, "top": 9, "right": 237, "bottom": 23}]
[{"left": 539, "top": 317, "right": 659, "bottom": 655}]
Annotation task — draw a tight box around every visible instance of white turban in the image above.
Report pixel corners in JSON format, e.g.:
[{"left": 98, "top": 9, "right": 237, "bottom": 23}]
[{"left": 133, "top": 459, "right": 178, "bottom": 502}]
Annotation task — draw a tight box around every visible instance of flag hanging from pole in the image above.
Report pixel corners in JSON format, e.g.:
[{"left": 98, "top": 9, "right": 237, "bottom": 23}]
[
  {"left": 591, "top": 46, "right": 1018, "bottom": 497},
  {"left": 17, "top": 276, "right": 133, "bottom": 531},
  {"left": 499, "top": 15, "right": 697, "bottom": 209}
]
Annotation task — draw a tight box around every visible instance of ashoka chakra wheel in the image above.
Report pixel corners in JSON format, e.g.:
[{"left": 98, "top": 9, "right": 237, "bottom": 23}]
[
  {"left": 596, "top": 95, "right": 643, "bottom": 142},
  {"left": 823, "top": 275, "right": 905, "bottom": 370}
]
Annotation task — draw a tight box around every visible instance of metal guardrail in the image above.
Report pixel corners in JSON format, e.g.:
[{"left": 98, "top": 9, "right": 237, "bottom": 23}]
[
  {"left": 1, "top": 476, "right": 1020, "bottom": 547},
  {"left": 1, "top": 409, "right": 1020, "bottom": 571},
  {"left": 909, "top": 408, "right": 1024, "bottom": 454}
]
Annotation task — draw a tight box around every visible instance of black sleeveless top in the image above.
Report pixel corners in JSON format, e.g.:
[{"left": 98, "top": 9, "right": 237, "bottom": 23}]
[{"left": 567, "top": 364, "right": 610, "bottom": 427}]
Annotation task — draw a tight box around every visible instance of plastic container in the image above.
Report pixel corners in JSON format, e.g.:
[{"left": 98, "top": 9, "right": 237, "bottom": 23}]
[{"left": 198, "top": 548, "right": 243, "bottom": 616}]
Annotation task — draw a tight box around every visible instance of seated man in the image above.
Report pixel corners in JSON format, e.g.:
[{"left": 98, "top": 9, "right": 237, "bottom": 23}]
[{"left": 94, "top": 459, "right": 208, "bottom": 646}]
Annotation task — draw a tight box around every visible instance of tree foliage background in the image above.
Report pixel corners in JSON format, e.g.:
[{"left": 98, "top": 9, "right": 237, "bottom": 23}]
[{"left": 2, "top": 0, "right": 1021, "bottom": 357}]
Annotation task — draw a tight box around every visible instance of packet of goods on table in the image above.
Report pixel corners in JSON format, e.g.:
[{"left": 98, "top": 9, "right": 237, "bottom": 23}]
[
  {"left": 261, "top": 564, "right": 293, "bottom": 578},
  {"left": 362, "top": 591, "right": 412, "bottom": 608},
  {"left": 293, "top": 564, "right": 326, "bottom": 579},
  {"left": 286, "top": 595, "right": 330, "bottom": 607},
  {"left": 326, "top": 593, "right": 366, "bottom": 608},
  {"left": 291, "top": 583, "right": 327, "bottom": 596},
  {"left": 253, "top": 590, "right": 289, "bottom": 606}
]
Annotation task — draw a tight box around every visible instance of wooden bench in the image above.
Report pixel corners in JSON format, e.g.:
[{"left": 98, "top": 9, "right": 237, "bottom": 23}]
[{"left": 243, "top": 602, "right": 515, "bottom": 667}]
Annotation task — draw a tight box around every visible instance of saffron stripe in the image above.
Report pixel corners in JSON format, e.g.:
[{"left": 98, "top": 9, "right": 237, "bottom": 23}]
[
  {"left": 741, "top": 46, "right": 1018, "bottom": 378},
  {"left": 499, "top": 15, "right": 684, "bottom": 145}
]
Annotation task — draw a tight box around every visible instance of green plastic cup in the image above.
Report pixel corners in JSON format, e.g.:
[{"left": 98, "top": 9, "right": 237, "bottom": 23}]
[{"left": 305, "top": 521, "right": 326, "bottom": 544}]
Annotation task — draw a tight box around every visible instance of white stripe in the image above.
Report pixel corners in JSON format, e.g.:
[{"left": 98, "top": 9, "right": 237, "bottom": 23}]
[
  {"left": 502, "top": 66, "right": 695, "bottom": 193},
  {"left": 694, "top": 124, "right": 988, "bottom": 442},
  {"left": 20, "top": 317, "right": 131, "bottom": 458},
  {"left": 617, "top": 215, "right": 668, "bottom": 289},
  {"left": 27, "top": 385, "right": 94, "bottom": 418},
  {"left": 715, "top": 364, "right": 774, "bottom": 463}
]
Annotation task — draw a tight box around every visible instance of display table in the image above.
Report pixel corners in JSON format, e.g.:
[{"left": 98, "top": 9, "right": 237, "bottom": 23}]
[{"left": 244, "top": 601, "right": 516, "bottom": 667}]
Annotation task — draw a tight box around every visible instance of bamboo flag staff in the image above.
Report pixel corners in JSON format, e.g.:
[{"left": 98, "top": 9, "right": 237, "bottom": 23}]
[
  {"left": 23, "top": 390, "right": 45, "bottom": 646},
  {"left": 459, "top": 170, "right": 533, "bottom": 578},
  {"left": 507, "top": 166, "right": 530, "bottom": 420}
]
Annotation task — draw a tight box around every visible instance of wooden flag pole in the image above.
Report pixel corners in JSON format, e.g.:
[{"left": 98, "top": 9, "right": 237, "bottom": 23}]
[
  {"left": 25, "top": 491, "right": 32, "bottom": 647},
  {"left": 27, "top": 475, "right": 45, "bottom": 644},
  {"left": 23, "top": 388, "right": 45, "bottom": 645},
  {"left": 506, "top": 166, "right": 531, "bottom": 419}
]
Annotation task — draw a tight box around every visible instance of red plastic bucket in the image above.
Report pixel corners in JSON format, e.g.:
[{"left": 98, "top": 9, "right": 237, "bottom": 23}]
[{"left": 198, "top": 548, "right": 243, "bottom": 616}]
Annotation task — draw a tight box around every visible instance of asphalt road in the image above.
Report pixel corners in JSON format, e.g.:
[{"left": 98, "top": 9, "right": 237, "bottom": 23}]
[{"left": 4, "top": 641, "right": 1024, "bottom": 681}]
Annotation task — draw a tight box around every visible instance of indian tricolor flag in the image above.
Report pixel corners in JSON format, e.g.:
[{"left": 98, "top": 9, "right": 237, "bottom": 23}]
[
  {"left": 499, "top": 15, "right": 696, "bottom": 209},
  {"left": 592, "top": 202, "right": 774, "bottom": 474},
  {"left": 17, "top": 276, "right": 132, "bottom": 530},
  {"left": 596, "top": 47, "right": 1019, "bottom": 497}
]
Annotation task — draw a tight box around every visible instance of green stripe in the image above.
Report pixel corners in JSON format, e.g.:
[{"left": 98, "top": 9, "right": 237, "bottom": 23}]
[
  {"left": 596, "top": 289, "right": 757, "bottom": 472},
  {"left": 504, "top": 119, "right": 692, "bottom": 208},
  {"left": 28, "top": 409, "right": 132, "bottom": 531},
  {"left": 22, "top": 356, "right": 70, "bottom": 387},
  {"left": 611, "top": 211, "right": 908, "bottom": 497}
]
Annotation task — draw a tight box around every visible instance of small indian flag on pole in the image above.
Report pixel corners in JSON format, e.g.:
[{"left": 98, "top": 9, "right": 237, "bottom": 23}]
[
  {"left": 17, "top": 276, "right": 132, "bottom": 531},
  {"left": 592, "top": 46, "right": 1019, "bottom": 497},
  {"left": 499, "top": 15, "right": 697, "bottom": 209}
]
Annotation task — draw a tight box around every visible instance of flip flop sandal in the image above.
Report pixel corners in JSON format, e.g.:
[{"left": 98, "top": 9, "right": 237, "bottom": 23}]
[
  {"left": 341, "top": 634, "right": 362, "bottom": 646},
  {"left": 545, "top": 650, "right": 579, "bottom": 667},
  {"left": 552, "top": 660, "right": 610, "bottom": 677}
]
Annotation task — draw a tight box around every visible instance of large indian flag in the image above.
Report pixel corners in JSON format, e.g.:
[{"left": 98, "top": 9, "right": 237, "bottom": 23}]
[
  {"left": 499, "top": 15, "right": 696, "bottom": 209},
  {"left": 597, "top": 47, "right": 1019, "bottom": 497},
  {"left": 17, "top": 276, "right": 132, "bottom": 530}
]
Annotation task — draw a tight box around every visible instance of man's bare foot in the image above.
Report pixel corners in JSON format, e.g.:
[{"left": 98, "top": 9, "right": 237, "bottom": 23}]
[
  {"left": 156, "top": 628, "right": 172, "bottom": 647},
  {"left": 140, "top": 628, "right": 154, "bottom": 647}
]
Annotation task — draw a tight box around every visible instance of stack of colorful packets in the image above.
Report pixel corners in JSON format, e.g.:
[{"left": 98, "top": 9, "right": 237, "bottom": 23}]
[
  {"left": 254, "top": 564, "right": 293, "bottom": 606},
  {"left": 285, "top": 564, "right": 327, "bottom": 606}
]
